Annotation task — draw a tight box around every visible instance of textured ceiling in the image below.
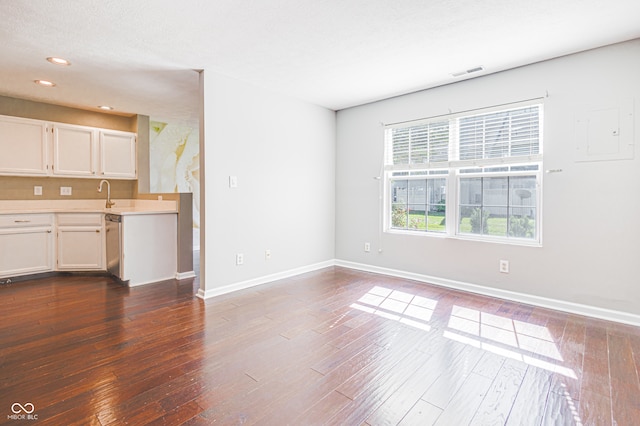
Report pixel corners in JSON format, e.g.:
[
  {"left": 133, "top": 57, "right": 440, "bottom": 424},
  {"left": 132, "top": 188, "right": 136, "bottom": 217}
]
[{"left": 0, "top": 0, "right": 639, "bottom": 126}]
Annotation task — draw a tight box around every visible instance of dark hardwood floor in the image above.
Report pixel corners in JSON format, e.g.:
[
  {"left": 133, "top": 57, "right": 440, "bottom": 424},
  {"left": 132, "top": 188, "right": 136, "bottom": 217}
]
[{"left": 1, "top": 264, "right": 639, "bottom": 425}]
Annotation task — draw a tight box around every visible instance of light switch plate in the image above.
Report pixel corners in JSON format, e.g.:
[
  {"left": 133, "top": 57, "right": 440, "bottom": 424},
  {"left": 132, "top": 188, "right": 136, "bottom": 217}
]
[
  {"left": 60, "top": 186, "right": 72, "bottom": 196},
  {"left": 34, "top": 186, "right": 43, "bottom": 196},
  {"left": 229, "top": 175, "right": 238, "bottom": 188}
]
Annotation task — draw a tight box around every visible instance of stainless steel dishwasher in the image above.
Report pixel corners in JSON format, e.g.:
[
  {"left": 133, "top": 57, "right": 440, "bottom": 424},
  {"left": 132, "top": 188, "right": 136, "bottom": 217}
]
[{"left": 105, "top": 214, "right": 122, "bottom": 279}]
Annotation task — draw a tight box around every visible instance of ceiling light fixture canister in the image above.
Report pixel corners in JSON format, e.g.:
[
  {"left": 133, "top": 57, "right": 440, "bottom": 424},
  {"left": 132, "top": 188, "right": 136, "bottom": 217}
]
[
  {"left": 46, "top": 57, "right": 71, "bottom": 66},
  {"left": 34, "top": 80, "right": 56, "bottom": 87}
]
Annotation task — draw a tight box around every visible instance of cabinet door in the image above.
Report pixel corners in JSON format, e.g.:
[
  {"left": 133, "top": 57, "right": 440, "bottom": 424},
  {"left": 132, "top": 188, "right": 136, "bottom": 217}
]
[
  {"left": 0, "top": 227, "right": 54, "bottom": 278},
  {"left": 52, "top": 124, "right": 97, "bottom": 176},
  {"left": 57, "top": 227, "right": 104, "bottom": 270},
  {"left": 0, "top": 115, "right": 49, "bottom": 176},
  {"left": 99, "top": 130, "right": 136, "bottom": 179}
]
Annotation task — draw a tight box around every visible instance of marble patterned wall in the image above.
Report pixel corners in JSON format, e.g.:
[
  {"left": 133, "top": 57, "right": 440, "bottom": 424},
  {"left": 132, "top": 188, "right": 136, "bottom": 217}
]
[{"left": 149, "top": 120, "right": 200, "bottom": 247}]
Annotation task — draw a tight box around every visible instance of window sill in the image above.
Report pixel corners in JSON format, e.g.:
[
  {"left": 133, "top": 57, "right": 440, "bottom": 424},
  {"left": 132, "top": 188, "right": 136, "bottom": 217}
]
[{"left": 385, "top": 229, "right": 542, "bottom": 247}]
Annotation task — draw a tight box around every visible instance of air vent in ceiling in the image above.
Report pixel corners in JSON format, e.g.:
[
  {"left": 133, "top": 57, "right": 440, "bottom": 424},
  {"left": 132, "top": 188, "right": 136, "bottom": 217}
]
[{"left": 451, "top": 66, "right": 484, "bottom": 78}]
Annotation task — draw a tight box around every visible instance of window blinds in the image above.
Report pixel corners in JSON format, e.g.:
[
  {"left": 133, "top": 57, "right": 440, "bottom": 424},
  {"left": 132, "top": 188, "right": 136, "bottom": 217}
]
[
  {"left": 385, "top": 102, "right": 542, "bottom": 170},
  {"left": 458, "top": 105, "right": 540, "bottom": 161},
  {"left": 385, "top": 121, "right": 449, "bottom": 168}
]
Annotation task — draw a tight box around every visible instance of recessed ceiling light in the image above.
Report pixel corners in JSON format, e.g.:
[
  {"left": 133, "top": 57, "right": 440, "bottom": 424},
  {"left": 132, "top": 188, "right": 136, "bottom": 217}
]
[
  {"left": 98, "top": 105, "right": 114, "bottom": 111},
  {"left": 46, "top": 57, "right": 71, "bottom": 66},
  {"left": 34, "top": 80, "right": 56, "bottom": 87}
]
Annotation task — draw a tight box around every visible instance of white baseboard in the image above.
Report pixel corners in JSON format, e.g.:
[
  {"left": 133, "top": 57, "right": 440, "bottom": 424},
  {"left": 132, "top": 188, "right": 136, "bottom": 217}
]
[
  {"left": 193, "top": 257, "right": 640, "bottom": 327},
  {"left": 196, "top": 260, "right": 335, "bottom": 300},
  {"left": 334, "top": 259, "right": 640, "bottom": 327},
  {"left": 176, "top": 271, "right": 196, "bottom": 280}
]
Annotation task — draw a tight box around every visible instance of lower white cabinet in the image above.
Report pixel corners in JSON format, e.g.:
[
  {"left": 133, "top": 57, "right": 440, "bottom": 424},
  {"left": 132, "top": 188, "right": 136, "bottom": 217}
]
[
  {"left": 118, "top": 213, "right": 177, "bottom": 286},
  {"left": 56, "top": 214, "right": 104, "bottom": 271},
  {"left": 0, "top": 214, "right": 54, "bottom": 278},
  {"left": 0, "top": 211, "right": 176, "bottom": 282}
]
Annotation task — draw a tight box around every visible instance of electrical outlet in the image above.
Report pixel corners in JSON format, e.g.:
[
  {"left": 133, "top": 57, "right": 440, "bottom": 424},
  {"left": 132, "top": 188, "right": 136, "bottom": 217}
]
[
  {"left": 499, "top": 259, "right": 510, "bottom": 274},
  {"left": 236, "top": 253, "right": 244, "bottom": 265},
  {"left": 364, "top": 242, "right": 371, "bottom": 252},
  {"left": 60, "top": 186, "right": 72, "bottom": 196},
  {"left": 265, "top": 249, "right": 271, "bottom": 260},
  {"left": 34, "top": 186, "right": 42, "bottom": 196}
]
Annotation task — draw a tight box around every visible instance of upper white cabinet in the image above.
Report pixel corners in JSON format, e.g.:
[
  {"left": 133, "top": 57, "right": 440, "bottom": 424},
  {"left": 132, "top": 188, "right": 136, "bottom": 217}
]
[
  {"left": 52, "top": 123, "right": 97, "bottom": 177},
  {"left": 0, "top": 114, "right": 136, "bottom": 180},
  {"left": 99, "top": 130, "right": 136, "bottom": 178},
  {"left": 0, "top": 115, "right": 49, "bottom": 176}
]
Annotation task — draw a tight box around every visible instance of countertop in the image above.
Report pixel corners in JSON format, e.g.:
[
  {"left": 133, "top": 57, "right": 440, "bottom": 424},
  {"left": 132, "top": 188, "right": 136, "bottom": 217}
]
[{"left": 0, "top": 199, "right": 178, "bottom": 216}]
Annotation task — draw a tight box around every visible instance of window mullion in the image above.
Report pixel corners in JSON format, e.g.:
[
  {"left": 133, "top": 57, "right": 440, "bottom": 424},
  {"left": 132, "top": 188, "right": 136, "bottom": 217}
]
[{"left": 447, "top": 168, "right": 458, "bottom": 237}]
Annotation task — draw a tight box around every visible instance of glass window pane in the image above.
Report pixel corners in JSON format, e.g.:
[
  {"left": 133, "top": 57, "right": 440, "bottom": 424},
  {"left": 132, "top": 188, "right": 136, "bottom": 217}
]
[
  {"left": 408, "top": 205, "right": 426, "bottom": 230},
  {"left": 459, "top": 207, "right": 489, "bottom": 235},
  {"left": 510, "top": 165, "right": 539, "bottom": 172},
  {"left": 426, "top": 178, "right": 446, "bottom": 232},
  {"left": 408, "top": 180, "right": 427, "bottom": 205},
  {"left": 483, "top": 177, "right": 508, "bottom": 206},
  {"left": 459, "top": 178, "right": 481, "bottom": 234},
  {"left": 427, "top": 210, "right": 445, "bottom": 232},
  {"left": 427, "top": 178, "right": 446, "bottom": 207},
  {"left": 509, "top": 208, "right": 536, "bottom": 238},
  {"left": 391, "top": 204, "right": 407, "bottom": 229},
  {"left": 391, "top": 179, "right": 408, "bottom": 230},
  {"left": 485, "top": 207, "right": 507, "bottom": 236},
  {"left": 510, "top": 176, "right": 536, "bottom": 208},
  {"left": 459, "top": 178, "right": 482, "bottom": 206},
  {"left": 484, "top": 167, "right": 509, "bottom": 173},
  {"left": 391, "top": 180, "right": 408, "bottom": 204}
]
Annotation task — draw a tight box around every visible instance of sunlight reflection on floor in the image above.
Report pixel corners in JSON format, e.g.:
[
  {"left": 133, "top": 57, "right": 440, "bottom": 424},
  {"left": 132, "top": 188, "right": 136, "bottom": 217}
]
[
  {"left": 350, "top": 286, "right": 435, "bottom": 331},
  {"left": 350, "top": 286, "right": 577, "bottom": 380}
]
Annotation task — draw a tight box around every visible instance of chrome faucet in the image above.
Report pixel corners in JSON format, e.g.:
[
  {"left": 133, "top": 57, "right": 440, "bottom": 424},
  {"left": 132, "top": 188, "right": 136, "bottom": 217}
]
[{"left": 98, "top": 179, "right": 115, "bottom": 208}]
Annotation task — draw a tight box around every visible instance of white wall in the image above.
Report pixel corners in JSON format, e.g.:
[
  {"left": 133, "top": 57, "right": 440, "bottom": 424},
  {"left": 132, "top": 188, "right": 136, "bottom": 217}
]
[
  {"left": 199, "top": 71, "right": 336, "bottom": 295},
  {"left": 336, "top": 40, "right": 640, "bottom": 316}
]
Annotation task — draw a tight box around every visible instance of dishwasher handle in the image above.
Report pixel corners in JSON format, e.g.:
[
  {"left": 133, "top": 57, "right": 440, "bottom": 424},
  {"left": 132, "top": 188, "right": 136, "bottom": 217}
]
[{"left": 105, "top": 214, "right": 121, "bottom": 222}]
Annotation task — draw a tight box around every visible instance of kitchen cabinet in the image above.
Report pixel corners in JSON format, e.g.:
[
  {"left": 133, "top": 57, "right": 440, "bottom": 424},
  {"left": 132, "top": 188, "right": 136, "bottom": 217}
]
[
  {"left": 56, "top": 213, "right": 104, "bottom": 270},
  {"left": 99, "top": 130, "right": 136, "bottom": 178},
  {"left": 0, "top": 214, "right": 54, "bottom": 278},
  {"left": 0, "top": 114, "right": 136, "bottom": 179},
  {"left": 0, "top": 115, "right": 49, "bottom": 176},
  {"left": 52, "top": 123, "right": 97, "bottom": 177}
]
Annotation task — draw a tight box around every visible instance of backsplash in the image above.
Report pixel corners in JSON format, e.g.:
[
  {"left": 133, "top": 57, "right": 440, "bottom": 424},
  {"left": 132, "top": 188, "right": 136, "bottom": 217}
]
[{"left": 0, "top": 176, "right": 135, "bottom": 200}]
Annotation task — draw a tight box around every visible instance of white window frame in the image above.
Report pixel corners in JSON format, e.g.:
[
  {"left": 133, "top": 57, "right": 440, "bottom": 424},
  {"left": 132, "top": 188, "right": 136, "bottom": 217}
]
[{"left": 383, "top": 100, "right": 543, "bottom": 246}]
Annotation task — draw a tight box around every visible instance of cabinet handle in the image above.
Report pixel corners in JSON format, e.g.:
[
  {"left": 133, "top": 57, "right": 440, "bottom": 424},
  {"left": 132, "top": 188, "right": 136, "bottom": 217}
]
[
  {"left": 96, "top": 230, "right": 101, "bottom": 233},
  {"left": 47, "top": 230, "right": 52, "bottom": 233},
  {"left": 14, "top": 220, "right": 31, "bottom": 223}
]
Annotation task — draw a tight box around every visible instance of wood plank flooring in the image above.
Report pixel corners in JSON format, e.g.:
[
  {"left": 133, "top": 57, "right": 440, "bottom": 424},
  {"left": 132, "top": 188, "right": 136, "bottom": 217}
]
[{"left": 1, "top": 266, "right": 640, "bottom": 425}]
